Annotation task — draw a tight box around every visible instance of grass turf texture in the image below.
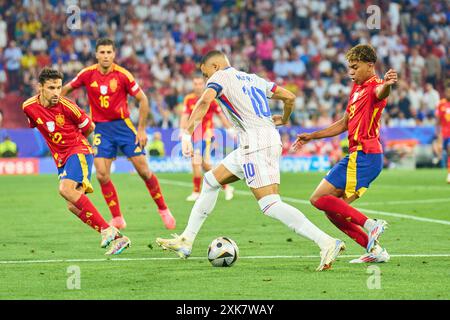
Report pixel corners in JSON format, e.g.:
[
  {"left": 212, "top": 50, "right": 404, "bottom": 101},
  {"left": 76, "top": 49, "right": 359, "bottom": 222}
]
[{"left": 1, "top": 169, "right": 449, "bottom": 299}]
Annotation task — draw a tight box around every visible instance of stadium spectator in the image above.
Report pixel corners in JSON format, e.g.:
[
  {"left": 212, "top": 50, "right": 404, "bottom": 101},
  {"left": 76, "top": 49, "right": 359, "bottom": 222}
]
[
  {"left": 0, "top": 135, "right": 18, "bottom": 157},
  {"left": 0, "top": 14, "right": 6, "bottom": 49},
  {"left": 423, "top": 83, "right": 441, "bottom": 114},
  {"left": 0, "top": 49, "right": 6, "bottom": 98},
  {"left": 146, "top": 131, "right": 165, "bottom": 157},
  {"left": 0, "top": 0, "right": 446, "bottom": 135},
  {"left": 4, "top": 40, "right": 22, "bottom": 91}
]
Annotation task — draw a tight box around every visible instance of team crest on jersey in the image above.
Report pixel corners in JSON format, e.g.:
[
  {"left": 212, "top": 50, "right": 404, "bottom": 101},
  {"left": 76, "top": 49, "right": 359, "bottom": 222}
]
[
  {"left": 100, "top": 85, "right": 108, "bottom": 95},
  {"left": 109, "top": 78, "right": 118, "bottom": 93},
  {"left": 46, "top": 121, "right": 55, "bottom": 132},
  {"left": 55, "top": 114, "right": 65, "bottom": 127}
]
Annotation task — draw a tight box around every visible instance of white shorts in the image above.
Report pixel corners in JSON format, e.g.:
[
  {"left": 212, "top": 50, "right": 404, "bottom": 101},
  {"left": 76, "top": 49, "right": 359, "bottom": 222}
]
[{"left": 222, "top": 144, "right": 281, "bottom": 189}]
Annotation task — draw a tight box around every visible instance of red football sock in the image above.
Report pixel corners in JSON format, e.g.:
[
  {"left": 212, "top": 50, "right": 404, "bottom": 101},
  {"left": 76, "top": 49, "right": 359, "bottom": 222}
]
[
  {"left": 145, "top": 174, "right": 168, "bottom": 210},
  {"left": 325, "top": 211, "right": 368, "bottom": 248},
  {"left": 193, "top": 176, "right": 202, "bottom": 193},
  {"left": 314, "top": 195, "right": 368, "bottom": 227},
  {"left": 100, "top": 180, "right": 122, "bottom": 218},
  {"left": 447, "top": 155, "right": 450, "bottom": 170},
  {"left": 73, "top": 194, "right": 110, "bottom": 232}
]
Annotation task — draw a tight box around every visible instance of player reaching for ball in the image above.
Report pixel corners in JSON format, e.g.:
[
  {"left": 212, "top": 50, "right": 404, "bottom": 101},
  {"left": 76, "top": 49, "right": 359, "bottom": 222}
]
[
  {"left": 293, "top": 44, "right": 397, "bottom": 264},
  {"left": 156, "top": 50, "right": 345, "bottom": 271},
  {"left": 22, "top": 68, "right": 130, "bottom": 255}
]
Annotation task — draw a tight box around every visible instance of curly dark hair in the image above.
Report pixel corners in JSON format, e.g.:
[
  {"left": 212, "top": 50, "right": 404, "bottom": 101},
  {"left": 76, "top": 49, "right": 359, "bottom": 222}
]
[{"left": 345, "top": 44, "right": 377, "bottom": 63}]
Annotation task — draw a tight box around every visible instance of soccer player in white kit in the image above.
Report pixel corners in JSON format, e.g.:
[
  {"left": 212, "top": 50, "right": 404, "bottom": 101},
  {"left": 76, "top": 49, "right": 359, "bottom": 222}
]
[{"left": 156, "top": 51, "right": 345, "bottom": 271}]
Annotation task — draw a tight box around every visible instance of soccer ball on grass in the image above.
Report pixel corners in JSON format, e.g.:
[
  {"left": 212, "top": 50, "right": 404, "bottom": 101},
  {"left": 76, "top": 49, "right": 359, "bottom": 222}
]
[{"left": 207, "top": 237, "right": 239, "bottom": 267}]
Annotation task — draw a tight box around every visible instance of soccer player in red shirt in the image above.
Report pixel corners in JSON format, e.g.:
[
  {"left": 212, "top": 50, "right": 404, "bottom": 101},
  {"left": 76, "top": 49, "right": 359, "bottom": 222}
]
[
  {"left": 180, "top": 75, "right": 236, "bottom": 202},
  {"left": 22, "top": 68, "right": 130, "bottom": 255},
  {"left": 61, "top": 38, "right": 175, "bottom": 230},
  {"left": 436, "top": 87, "right": 450, "bottom": 183},
  {"left": 294, "top": 44, "right": 398, "bottom": 264}
]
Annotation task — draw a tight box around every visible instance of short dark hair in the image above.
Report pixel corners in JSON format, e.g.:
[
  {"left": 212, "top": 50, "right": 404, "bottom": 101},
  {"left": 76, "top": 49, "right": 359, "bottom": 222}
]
[
  {"left": 38, "top": 68, "right": 63, "bottom": 85},
  {"left": 345, "top": 44, "right": 377, "bottom": 63},
  {"left": 200, "top": 50, "right": 225, "bottom": 66},
  {"left": 96, "top": 38, "right": 115, "bottom": 51}
]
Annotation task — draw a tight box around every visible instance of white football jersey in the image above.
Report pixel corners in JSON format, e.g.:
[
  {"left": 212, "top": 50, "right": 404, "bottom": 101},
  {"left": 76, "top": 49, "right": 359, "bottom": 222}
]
[{"left": 206, "top": 67, "right": 281, "bottom": 154}]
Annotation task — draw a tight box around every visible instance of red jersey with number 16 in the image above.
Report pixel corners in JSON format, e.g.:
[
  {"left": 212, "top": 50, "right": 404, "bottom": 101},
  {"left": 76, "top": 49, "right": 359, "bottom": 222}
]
[
  {"left": 22, "top": 95, "right": 93, "bottom": 168},
  {"left": 69, "top": 63, "right": 141, "bottom": 123},
  {"left": 346, "top": 75, "right": 387, "bottom": 154}
]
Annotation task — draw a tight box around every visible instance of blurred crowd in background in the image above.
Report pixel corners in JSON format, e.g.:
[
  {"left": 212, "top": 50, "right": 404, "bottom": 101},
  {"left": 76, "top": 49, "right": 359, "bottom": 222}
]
[{"left": 0, "top": 0, "right": 448, "bottom": 136}]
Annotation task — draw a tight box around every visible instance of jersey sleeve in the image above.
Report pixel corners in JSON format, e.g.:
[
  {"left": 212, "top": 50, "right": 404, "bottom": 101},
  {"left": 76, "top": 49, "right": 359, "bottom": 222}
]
[
  {"left": 69, "top": 68, "right": 89, "bottom": 89},
  {"left": 62, "top": 99, "right": 92, "bottom": 133},
  {"left": 373, "top": 78, "right": 385, "bottom": 101},
  {"left": 254, "top": 74, "right": 277, "bottom": 98},
  {"left": 22, "top": 106, "right": 37, "bottom": 128},
  {"left": 206, "top": 71, "right": 226, "bottom": 97},
  {"left": 121, "top": 71, "right": 140, "bottom": 97}
]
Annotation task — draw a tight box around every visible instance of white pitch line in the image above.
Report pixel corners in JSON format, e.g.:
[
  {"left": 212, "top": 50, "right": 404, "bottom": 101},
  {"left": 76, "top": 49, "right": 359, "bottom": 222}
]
[
  {"left": 158, "top": 179, "right": 450, "bottom": 226},
  {"left": 357, "top": 198, "right": 450, "bottom": 206},
  {"left": 1, "top": 254, "right": 450, "bottom": 265}
]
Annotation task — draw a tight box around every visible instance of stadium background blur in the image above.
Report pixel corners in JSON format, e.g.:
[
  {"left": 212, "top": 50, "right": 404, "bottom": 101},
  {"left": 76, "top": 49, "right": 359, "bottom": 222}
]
[{"left": 0, "top": 0, "right": 448, "bottom": 168}]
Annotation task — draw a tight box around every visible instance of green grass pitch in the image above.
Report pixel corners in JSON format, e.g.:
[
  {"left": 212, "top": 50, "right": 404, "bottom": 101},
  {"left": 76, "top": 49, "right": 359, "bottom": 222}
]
[{"left": 1, "top": 169, "right": 449, "bottom": 299}]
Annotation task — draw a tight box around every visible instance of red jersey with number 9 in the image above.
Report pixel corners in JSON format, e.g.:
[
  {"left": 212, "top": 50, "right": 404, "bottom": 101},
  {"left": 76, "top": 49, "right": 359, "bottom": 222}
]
[
  {"left": 69, "top": 63, "right": 140, "bottom": 122},
  {"left": 22, "top": 95, "right": 93, "bottom": 167},
  {"left": 346, "top": 75, "right": 387, "bottom": 154}
]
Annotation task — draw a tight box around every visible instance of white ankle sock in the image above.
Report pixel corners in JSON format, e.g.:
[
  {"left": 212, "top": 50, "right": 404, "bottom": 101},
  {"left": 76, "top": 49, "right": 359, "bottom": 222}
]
[{"left": 258, "top": 194, "right": 334, "bottom": 249}]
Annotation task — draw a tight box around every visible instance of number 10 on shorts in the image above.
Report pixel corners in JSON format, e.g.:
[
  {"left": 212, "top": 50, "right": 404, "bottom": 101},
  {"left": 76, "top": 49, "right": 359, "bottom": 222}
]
[{"left": 243, "top": 163, "right": 256, "bottom": 180}]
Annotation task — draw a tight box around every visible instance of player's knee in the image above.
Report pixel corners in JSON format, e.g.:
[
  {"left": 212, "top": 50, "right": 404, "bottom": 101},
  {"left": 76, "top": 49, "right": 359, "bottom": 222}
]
[
  {"left": 202, "top": 163, "right": 212, "bottom": 172},
  {"left": 137, "top": 168, "right": 152, "bottom": 181},
  {"left": 202, "top": 171, "right": 221, "bottom": 192},
  {"left": 96, "top": 171, "right": 110, "bottom": 184},
  {"left": 59, "top": 183, "right": 73, "bottom": 200}
]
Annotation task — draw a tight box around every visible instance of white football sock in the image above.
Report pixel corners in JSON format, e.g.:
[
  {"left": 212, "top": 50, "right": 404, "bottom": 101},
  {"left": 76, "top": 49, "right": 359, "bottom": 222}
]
[
  {"left": 181, "top": 171, "right": 222, "bottom": 243},
  {"left": 258, "top": 194, "right": 334, "bottom": 250}
]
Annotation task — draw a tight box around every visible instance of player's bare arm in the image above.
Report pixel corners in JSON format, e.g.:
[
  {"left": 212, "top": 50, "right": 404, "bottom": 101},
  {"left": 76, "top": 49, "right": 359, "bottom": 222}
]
[
  {"left": 61, "top": 83, "right": 75, "bottom": 96},
  {"left": 185, "top": 88, "right": 216, "bottom": 135},
  {"left": 270, "top": 86, "right": 296, "bottom": 126},
  {"left": 134, "top": 90, "right": 150, "bottom": 148},
  {"left": 179, "top": 113, "right": 189, "bottom": 131},
  {"left": 293, "top": 113, "right": 349, "bottom": 150},
  {"left": 82, "top": 122, "right": 95, "bottom": 137},
  {"left": 375, "top": 69, "right": 398, "bottom": 100}
]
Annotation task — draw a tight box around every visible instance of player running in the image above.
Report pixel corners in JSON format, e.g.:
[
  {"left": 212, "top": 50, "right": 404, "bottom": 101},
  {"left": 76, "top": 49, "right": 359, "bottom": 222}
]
[
  {"left": 61, "top": 38, "right": 175, "bottom": 230},
  {"left": 293, "top": 44, "right": 397, "bottom": 264},
  {"left": 436, "top": 87, "right": 450, "bottom": 183},
  {"left": 22, "top": 68, "right": 130, "bottom": 255},
  {"left": 181, "top": 74, "right": 236, "bottom": 202},
  {"left": 156, "top": 51, "right": 345, "bottom": 271}
]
